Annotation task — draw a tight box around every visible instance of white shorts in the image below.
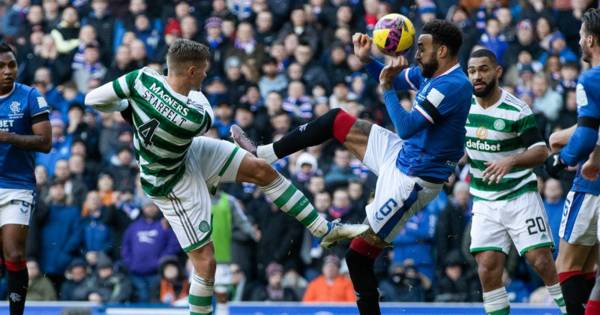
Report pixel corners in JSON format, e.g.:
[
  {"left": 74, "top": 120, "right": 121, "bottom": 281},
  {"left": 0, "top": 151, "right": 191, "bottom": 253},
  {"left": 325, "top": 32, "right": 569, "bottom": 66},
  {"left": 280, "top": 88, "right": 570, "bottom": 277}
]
[
  {"left": 149, "top": 137, "right": 246, "bottom": 253},
  {"left": 363, "top": 125, "right": 442, "bottom": 243},
  {"left": 559, "top": 191, "right": 600, "bottom": 246},
  {"left": 470, "top": 192, "right": 554, "bottom": 256},
  {"left": 0, "top": 189, "right": 34, "bottom": 227}
]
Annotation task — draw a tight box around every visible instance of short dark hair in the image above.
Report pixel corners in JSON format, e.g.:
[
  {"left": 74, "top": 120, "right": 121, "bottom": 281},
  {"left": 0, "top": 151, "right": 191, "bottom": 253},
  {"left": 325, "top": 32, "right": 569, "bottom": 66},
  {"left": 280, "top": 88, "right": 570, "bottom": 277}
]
[
  {"left": 0, "top": 42, "right": 16, "bottom": 59},
  {"left": 583, "top": 8, "right": 600, "bottom": 42},
  {"left": 167, "top": 39, "right": 210, "bottom": 67},
  {"left": 422, "top": 20, "right": 463, "bottom": 57},
  {"left": 470, "top": 48, "right": 498, "bottom": 65}
]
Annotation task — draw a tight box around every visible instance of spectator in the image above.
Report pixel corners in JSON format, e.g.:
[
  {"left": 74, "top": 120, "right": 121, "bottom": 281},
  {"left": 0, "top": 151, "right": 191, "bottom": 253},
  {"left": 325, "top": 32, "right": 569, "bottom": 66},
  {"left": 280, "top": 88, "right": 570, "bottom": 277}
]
[
  {"left": 539, "top": 32, "right": 578, "bottom": 65},
  {"left": 277, "top": 8, "right": 319, "bottom": 53},
  {"left": 479, "top": 18, "right": 508, "bottom": 66},
  {"left": 434, "top": 250, "right": 479, "bottom": 302},
  {"left": 303, "top": 255, "right": 355, "bottom": 302},
  {"left": 223, "top": 56, "right": 249, "bottom": 102},
  {"left": 97, "top": 173, "right": 118, "bottom": 207},
  {"left": 40, "top": 182, "right": 81, "bottom": 290},
  {"left": 213, "top": 101, "right": 235, "bottom": 140},
  {"left": 82, "top": 0, "right": 115, "bottom": 56},
  {"left": 292, "top": 41, "right": 329, "bottom": 90},
  {"left": 80, "top": 191, "right": 114, "bottom": 255},
  {"left": 379, "top": 260, "right": 429, "bottom": 302},
  {"left": 255, "top": 11, "right": 277, "bottom": 46},
  {"left": 324, "top": 148, "right": 358, "bottom": 188},
  {"left": 258, "top": 57, "right": 287, "bottom": 99},
  {"left": 27, "top": 260, "right": 57, "bottom": 301},
  {"left": 159, "top": 256, "right": 189, "bottom": 304},
  {"left": 104, "top": 45, "right": 135, "bottom": 82},
  {"left": 36, "top": 115, "right": 72, "bottom": 177},
  {"left": 59, "top": 258, "right": 89, "bottom": 301},
  {"left": 50, "top": 6, "right": 80, "bottom": 55},
  {"left": 435, "top": 181, "right": 472, "bottom": 271},
  {"left": 83, "top": 255, "right": 132, "bottom": 303},
  {"left": 229, "top": 263, "right": 253, "bottom": 302},
  {"left": 251, "top": 262, "right": 298, "bottom": 301},
  {"left": 52, "top": 158, "right": 86, "bottom": 207},
  {"left": 504, "top": 19, "right": 541, "bottom": 67},
  {"left": 121, "top": 201, "right": 179, "bottom": 302},
  {"left": 71, "top": 44, "right": 107, "bottom": 93},
  {"left": 105, "top": 146, "right": 138, "bottom": 192},
  {"left": 532, "top": 73, "right": 562, "bottom": 121}
]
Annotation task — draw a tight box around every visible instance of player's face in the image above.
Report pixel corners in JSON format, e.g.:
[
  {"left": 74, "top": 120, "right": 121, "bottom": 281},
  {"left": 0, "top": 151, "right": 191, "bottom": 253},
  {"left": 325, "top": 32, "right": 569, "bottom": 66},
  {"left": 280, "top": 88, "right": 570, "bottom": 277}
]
[
  {"left": 415, "top": 34, "right": 439, "bottom": 78},
  {"left": 0, "top": 52, "right": 17, "bottom": 92},
  {"left": 467, "top": 56, "right": 500, "bottom": 98},
  {"left": 579, "top": 23, "right": 593, "bottom": 63},
  {"left": 189, "top": 60, "right": 209, "bottom": 90}
]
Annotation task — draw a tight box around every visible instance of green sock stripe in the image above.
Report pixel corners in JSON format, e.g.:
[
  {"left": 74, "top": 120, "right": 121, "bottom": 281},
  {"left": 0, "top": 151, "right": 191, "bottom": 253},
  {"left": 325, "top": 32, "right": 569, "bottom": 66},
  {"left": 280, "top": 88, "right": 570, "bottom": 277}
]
[
  {"left": 300, "top": 210, "right": 319, "bottom": 227},
  {"left": 190, "top": 312, "right": 212, "bottom": 315},
  {"left": 488, "top": 306, "right": 510, "bottom": 315},
  {"left": 288, "top": 196, "right": 309, "bottom": 217},
  {"left": 273, "top": 185, "right": 296, "bottom": 208},
  {"left": 555, "top": 297, "right": 566, "bottom": 307},
  {"left": 189, "top": 294, "right": 212, "bottom": 306}
]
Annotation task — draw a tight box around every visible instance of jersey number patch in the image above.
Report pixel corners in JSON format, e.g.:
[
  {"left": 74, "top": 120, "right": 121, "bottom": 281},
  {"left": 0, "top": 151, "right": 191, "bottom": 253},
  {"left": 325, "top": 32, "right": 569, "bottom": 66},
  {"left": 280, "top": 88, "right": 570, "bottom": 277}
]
[
  {"left": 139, "top": 119, "right": 160, "bottom": 145},
  {"left": 526, "top": 216, "right": 547, "bottom": 235}
]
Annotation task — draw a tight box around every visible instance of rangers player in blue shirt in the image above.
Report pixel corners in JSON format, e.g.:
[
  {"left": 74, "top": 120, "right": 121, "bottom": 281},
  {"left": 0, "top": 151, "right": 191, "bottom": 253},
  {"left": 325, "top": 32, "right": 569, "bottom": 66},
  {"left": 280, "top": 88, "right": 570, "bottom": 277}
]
[
  {"left": 547, "top": 8, "right": 600, "bottom": 315},
  {"left": 231, "top": 20, "right": 470, "bottom": 315},
  {"left": 0, "top": 42, "right": 51, "bottom": 315}
]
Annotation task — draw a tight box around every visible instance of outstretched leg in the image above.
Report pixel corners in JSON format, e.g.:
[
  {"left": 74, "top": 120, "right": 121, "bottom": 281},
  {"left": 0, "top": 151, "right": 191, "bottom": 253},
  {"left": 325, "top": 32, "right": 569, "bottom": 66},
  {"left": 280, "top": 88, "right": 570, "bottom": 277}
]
[
  {"left": 236, "top": 154, "right": 368, "bottom": 245},
  {"left": 2, "top": 225, "right": 28, "bottom": 315},
  {"left": 232, "top": 108, "right": 371, "bottom": 162}
]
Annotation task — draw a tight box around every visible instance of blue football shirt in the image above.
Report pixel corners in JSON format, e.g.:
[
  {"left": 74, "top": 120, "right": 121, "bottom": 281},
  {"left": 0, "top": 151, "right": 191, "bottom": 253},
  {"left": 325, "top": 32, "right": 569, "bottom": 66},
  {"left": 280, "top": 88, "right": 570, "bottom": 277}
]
[{"left": 0, "top": 83, "right": 49, "bottom": 189}]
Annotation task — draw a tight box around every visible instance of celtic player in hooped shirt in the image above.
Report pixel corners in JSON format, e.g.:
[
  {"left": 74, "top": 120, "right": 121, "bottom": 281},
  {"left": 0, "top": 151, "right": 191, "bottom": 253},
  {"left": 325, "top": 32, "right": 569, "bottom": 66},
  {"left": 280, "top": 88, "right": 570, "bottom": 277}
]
[
  {"left": 84, "top": 39, "right": 367, "bottom": 315},
  {"left": 466, "top": 49, "right": 566, "bottom": 315}
]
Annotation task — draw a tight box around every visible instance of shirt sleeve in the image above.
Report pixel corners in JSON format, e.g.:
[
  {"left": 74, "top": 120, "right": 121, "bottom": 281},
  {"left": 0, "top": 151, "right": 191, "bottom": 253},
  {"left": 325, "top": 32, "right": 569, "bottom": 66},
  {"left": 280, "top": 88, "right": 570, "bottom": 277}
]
[
  {"left": 85, "top": 69, "right": 139, "bottom": 112},
  {"left": 412, "top": 80, "right": 457, "bottom": 124},
  {"left": 28, "top": 88, "right": 50, "bottom": 118},
  {"left": 515, "top": 109, "right": 545, "bottom": 148}
]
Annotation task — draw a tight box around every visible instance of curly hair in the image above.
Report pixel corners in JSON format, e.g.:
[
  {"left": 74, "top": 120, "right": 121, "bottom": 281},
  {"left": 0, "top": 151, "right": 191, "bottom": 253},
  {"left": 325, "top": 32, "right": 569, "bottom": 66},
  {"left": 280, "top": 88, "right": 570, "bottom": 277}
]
[{"left": 422, "top": 20, "right": 463, "bottom": 57}]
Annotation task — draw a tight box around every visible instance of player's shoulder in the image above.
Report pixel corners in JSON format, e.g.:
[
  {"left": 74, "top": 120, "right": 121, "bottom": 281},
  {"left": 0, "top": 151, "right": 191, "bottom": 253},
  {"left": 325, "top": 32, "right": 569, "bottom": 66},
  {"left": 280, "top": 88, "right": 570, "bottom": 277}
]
[
  {"left": 500, "top": 89, "right": 531, "bottom": 114},
  {"left": 13, "top": 83, "right": 36, "bottom": 95},
  {"left": 579, "top": 67, "right": 600, "bottom": 91},
  {"left": 188, "top": 90, "right": 210, "bottom": 106},
  {"left": 434, "top": 66, "right": 471, "bottom": 92}
]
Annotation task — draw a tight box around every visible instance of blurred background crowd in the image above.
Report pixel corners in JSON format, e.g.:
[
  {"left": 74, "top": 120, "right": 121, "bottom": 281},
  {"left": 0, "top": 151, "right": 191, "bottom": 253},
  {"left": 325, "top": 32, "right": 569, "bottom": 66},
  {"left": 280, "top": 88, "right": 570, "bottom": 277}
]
[{"left": 0, "top": 0, "right": 598, "bottom": 306}]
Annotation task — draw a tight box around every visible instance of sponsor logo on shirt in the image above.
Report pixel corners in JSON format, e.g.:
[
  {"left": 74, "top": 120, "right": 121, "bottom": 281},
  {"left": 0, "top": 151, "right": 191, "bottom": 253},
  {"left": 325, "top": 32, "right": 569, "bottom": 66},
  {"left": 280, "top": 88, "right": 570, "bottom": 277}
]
[{"left": 466, "top": 138, "right": 501, "bottom": 152}]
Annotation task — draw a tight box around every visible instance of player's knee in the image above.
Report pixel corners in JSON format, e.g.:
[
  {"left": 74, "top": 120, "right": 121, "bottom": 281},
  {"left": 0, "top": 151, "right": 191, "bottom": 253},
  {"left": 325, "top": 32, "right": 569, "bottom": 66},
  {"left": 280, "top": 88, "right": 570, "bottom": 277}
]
[
  {"left": 477, "top": 260, "right": 502, "bottom": 278},
  {"left": 249, "top": 158, "right": 276, "bottom": 186},
  {"left": 528, "top": 252, "right": 554, "bottom": 274}
]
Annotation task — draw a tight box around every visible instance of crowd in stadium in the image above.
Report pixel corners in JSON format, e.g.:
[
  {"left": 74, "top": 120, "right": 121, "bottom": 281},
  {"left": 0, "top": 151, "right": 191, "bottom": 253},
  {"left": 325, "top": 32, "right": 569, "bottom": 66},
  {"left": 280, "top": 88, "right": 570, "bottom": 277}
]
[{"left": 0, "top": 0, "right": 597, "bottom": 306}]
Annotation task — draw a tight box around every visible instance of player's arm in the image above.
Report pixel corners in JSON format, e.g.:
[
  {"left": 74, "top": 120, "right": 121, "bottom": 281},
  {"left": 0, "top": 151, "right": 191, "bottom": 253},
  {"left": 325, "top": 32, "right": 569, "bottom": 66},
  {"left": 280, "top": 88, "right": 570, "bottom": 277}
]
[
  {"left": 353, "top": 33, "right": 421, "bottom": 91},
  {"left": 549, "top": 124, "right": 576, "bottom": 152},
  {"left": 379, "top": 57, "right": 430, "bottom": 138},
  {"left": 546, "top": 82, "right": 600, "bottom": 176},
  {"left": 482, "top": 115, "right": 547, "bottom": 184},
  {"left": 84, "top": 70, "right": 139, "bottom": 112},
  {"left": 0, "top": 118, "right": 51, "bottom": 153},
  {"left": 0, "top": 89, "right": 52, "bottom": 153}
]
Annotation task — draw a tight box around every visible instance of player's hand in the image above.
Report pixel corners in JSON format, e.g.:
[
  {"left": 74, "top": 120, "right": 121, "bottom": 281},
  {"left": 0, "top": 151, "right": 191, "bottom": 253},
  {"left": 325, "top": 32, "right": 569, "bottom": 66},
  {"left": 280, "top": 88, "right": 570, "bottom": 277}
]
[
  {"left": 0, "top": 131, "right": 10, "bottom": 143},
  {"left": 545, "top": 152, "right": 567, "bottom": 178},
  {"left": 352, "top": 33, "right": 372, "bottom": 64},
  {"left": 582, "top": 158, "right": 600, "bottom": 181},
  {"left": 482, "top": 156, "right": 515, "bottom": 184},
  {"left": 379, "top": 56, "right": 407, "bottom": 90}
]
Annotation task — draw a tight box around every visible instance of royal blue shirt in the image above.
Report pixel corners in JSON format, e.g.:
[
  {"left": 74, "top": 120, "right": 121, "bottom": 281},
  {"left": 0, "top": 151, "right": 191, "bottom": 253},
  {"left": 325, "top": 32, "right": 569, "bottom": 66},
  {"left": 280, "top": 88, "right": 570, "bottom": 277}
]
[
  {"left": 366, "top": 60, "right": 472, "bottom": 182},
  {"left": 0, "top": 83, "right": 49, "bottom": 190},
  {"left": 560, "top": 66, "right": 600, "bottom": 195}
]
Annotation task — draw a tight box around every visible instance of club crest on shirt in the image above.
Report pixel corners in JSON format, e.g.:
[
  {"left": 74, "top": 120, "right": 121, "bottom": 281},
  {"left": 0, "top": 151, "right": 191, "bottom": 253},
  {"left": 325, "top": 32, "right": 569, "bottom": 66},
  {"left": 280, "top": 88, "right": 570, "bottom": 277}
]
[
  {"left": 476, "top": 127, "right": 488, "bottom": 140},
  {"left": 9, "top": 101, "right": 23, "bottom": 119}
]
